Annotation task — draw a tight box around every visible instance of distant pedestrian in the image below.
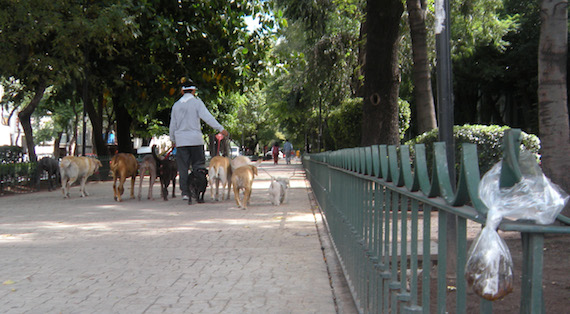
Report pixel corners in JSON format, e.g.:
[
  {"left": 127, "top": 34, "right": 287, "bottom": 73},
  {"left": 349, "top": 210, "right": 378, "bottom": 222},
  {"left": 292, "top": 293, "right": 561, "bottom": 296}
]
[
  {"left": 283, "top": 139, "right": 293, "bottom": 164},
  {"left": 272, "top": 142, "right": 280, "bottom": 165}
]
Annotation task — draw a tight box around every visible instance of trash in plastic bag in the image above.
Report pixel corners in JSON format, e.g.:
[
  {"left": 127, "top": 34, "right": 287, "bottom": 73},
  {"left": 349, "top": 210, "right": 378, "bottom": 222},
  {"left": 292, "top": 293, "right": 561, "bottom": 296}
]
[
  {"left": 478, "top": 151, "right": 569, "bottom": 225},
  {"left": 465, "top": 211, "right": 513, "bottom": 300},
  {"left": 465, "top": 150, "right": 569, "bottom": 300}
]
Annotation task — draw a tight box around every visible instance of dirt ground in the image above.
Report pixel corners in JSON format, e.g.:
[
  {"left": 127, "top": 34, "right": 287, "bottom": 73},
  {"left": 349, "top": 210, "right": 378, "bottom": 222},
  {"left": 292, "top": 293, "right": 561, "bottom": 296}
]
[{"left": 445, "top": 231, "right": 570, "bottom": 313}]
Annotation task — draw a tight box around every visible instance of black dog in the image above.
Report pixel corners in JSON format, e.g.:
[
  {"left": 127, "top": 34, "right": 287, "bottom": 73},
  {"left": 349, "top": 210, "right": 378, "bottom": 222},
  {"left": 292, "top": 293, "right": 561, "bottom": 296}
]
[
  {"left": 187, "top": 168, "right": 208, "bottom": 204},
  {"left": 38, "top": 157, "right": 60, "bottom": 191},
  {"left": 152, "top": 145, "right": 178, "bottom": 201}
]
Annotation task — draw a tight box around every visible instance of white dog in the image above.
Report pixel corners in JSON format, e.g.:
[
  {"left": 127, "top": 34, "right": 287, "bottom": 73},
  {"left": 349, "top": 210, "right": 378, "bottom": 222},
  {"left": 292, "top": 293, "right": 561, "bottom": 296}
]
[
  {"left": 209, "top": 156, "right": 232, "bottom": 201},
  {"left": 268, "top": 177, "right": 289, "bottom": 206},
  {"left": 59, "top": 156, "right": 102, "bottom": 198}
]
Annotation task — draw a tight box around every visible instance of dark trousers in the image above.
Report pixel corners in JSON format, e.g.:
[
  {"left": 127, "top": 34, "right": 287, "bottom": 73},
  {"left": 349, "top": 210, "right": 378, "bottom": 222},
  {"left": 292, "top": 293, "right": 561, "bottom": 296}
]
[{"left": 175, "top": 145, "right": 205, "bottom": 196}]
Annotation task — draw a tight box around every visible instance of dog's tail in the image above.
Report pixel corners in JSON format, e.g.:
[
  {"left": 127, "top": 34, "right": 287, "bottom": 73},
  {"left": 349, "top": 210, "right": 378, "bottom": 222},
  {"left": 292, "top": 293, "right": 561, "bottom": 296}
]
[
  {"left": 109, "top": 155, "right": 120, "bottom": 173},
  {"left": 209, "top": 164, "right": 226, "bottom": 180},
  {"left": 151, "top": 145, "right": 163, "bottom": 164},
  {"left": 59, "top": 158, "right": 72, "bottom": 170}
]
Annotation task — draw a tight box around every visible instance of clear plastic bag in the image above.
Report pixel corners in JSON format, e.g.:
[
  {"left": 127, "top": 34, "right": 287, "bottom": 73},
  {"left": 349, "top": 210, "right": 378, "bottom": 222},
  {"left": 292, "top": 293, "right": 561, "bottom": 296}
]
[
  {"left": 478, "top": 151, "right": 569, "bottom": 225},
  {"left": 466, "top": 150, "right": 569, "bottom": 300},
  {"left": 465, "top": 211, "right": 513, "bottom": 300}
]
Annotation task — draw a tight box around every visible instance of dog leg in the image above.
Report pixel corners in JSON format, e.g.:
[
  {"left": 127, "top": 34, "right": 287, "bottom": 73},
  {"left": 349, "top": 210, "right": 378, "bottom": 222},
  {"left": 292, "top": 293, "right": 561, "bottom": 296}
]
[
  {"left": 148, "top": 174, "right": 154, "bottom": 200},
  {"left": 226, "top": 179, "right": 232, "bottom": 200},
  {"left": 281, "top": 187, "right": 287, "bottom": 204},
  {"left": 138, "top": 170, "right": 144, "bottom": 201},
  {"left": 171, "top": 177, "right": 176, "bottom": 199},
  {"left": 209, "top": 167, "right": 216, "bottom": 201},
  {"left": 117, "top": 176, "right": 127, "bottom": 202},
  {"left": 80, "top": 176, "right": 89, "bottom": 197},
  {"left": 242, "top": 186, "right": 251, "bottom": 209},
  {"left": 61, "top": 178, "right": 67, "bottom": 198},
  {"left": 113, "top": 176, "right": 119, "bottom": 201},
  {"left": 198, "top": 191, "right": 205, "bottom": 203},
  {"left": 47, "top": 172, "right": 53, "bottom": 191},
  {"left": 129, "top": 175, "right": 136, "bottom": 199},
  {"left": 66, "top": 179, "right": 72, "bottom": 198},
  {"left": 210, "top": 179, "right": 216, "bottom": 202},
  {"left": 161, "top": 176, "right": 168, "bottom": 201},
  {"left": 233, "top": 185, "right": 241, "bottom": 207}
]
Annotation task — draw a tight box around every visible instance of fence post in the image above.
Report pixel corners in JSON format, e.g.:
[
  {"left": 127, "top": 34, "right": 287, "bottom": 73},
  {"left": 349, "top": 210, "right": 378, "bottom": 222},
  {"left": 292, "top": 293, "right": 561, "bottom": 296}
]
[{"left": 499, "top": 128, "right": 545, "bottom": 313}]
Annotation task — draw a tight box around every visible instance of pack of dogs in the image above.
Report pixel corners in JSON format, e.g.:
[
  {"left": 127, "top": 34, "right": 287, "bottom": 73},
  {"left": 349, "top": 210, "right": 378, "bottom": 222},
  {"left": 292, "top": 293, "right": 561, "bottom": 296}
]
[{"left": 38, "top": 150, "right": 289, "bottom": 209}]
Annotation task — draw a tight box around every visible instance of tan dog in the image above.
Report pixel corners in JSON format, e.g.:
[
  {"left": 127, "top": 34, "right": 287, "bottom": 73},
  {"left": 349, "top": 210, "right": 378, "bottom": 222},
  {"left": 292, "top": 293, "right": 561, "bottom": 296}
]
[
  {"left": 231, "top": 164, "right": 258, "bottom": 209},
  {"left": 59, "top": 156, "right": 102, "bottom": 198},
  {"left": 110, "top": 153, "right": 138, "bottom": 202},
  {"left": 138, "top": 154, "right": 158, "bottom": 200},
  {"left": 209, "top": 156, "right": 232, "bottom": 201}
]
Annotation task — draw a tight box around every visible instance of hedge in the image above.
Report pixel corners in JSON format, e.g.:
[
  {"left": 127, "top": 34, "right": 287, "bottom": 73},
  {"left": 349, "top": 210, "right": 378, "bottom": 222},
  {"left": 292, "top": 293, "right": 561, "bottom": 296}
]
[{"left": 404, "top": 124, "right": 541, "bottom": 176}]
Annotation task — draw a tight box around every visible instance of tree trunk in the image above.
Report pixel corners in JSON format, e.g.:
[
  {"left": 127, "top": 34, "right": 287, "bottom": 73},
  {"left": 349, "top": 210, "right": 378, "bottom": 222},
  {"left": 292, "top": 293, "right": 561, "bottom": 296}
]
[
  {"left": 113, "top": 98, "right": 134, "bottom": 154},
  {"left": 71, "top": 95, "right": 79, "bottom": 156},
  {"left": 53, "top": 132, "right": 63, "bottom": 158},
  {"left": 82, "top": 84, "right": 108, "bottom": 156},
  {"left": 17, "top": 81, "right": 46, "bottom": 163},
  {"left": 538, "top": 0, "right": 570, "bottom": 215},
  {"left": 406, "top": 0, "right": 437, "bottom": 133},
  {"left": 360, "top": 0, "right": 404, "bottom": 146}
]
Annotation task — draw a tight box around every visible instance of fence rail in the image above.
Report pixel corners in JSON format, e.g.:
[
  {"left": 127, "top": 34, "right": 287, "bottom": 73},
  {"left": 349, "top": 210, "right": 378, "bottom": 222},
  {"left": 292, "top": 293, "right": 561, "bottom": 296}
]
[{"left": 303, "top": 129, "right": 569, "bottom": 313}]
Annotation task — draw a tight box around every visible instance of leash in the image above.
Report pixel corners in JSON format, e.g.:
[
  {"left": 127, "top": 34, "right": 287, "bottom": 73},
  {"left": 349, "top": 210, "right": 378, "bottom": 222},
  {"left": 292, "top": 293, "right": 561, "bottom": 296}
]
[
  {"left": 260, "top": 167, "right": 296, "bottom": 181},
  {"left": 215, "top": 133, "right": 225, "bottom": 156},
  {"left": 163, "top": 146, "right": 174, "bottom": 158}
]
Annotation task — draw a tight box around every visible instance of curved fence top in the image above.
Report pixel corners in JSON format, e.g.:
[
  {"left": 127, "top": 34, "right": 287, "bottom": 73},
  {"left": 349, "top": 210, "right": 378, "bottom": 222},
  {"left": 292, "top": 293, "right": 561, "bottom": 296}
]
[{"left": 305, "top": 129, "right": 570, "bottom": 232}]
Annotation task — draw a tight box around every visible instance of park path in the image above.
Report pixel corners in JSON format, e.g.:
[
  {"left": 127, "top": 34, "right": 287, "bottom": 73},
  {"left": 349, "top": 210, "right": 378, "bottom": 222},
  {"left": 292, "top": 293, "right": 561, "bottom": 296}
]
[{"left": 0, "top": 160, "right": 356, "bottom": 314}]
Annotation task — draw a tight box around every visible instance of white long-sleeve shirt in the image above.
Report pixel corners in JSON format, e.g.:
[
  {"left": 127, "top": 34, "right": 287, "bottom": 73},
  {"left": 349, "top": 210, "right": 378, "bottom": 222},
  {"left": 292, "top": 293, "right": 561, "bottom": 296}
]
[{"left": 169, "top": 94, "right": 224, "bottom": 146}]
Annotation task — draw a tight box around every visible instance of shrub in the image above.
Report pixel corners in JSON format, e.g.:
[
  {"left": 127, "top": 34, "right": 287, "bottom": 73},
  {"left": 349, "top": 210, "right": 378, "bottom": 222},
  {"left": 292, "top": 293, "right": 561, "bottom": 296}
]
[
  {"left": 0, "top": 146, "right": 24, "bottom": 164},
  {"left": 404, "top": 124, "right": 540, "bottom": 176},
  {"left": 327, "top": 97, "right": 411, "bottom": 149}
]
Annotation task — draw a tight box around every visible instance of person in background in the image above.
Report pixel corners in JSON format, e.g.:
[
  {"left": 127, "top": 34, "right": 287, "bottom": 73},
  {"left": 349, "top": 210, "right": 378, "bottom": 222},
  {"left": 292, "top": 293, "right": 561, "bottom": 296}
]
[
  {"left": 169, "top": 82, "right": 229, "bottom": 201},
  {"left": 272, "top": 142, "right": 280, "bottom": 165},
  {"left": 283, "top": 139, "right": 293, "bottom": 165}
]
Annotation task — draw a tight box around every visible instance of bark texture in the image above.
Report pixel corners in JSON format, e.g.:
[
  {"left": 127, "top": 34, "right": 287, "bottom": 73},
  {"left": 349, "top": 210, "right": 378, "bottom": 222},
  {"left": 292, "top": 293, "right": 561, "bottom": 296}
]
[
  {"left": 360, "top": 0, "right": 404, "bottom": 146},
  {"left": 538, "top": 0, "right": 570, "bottom": 215},
  {"left": 407, "top": 0, "right": 437, "bottom": 134}
]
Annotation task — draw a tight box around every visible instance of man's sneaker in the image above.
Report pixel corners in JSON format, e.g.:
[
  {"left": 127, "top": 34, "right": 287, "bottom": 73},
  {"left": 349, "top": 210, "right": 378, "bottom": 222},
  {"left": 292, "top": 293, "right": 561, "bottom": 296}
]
[{"left": 182, "top": 195, "right": 189, "bottom": 201}]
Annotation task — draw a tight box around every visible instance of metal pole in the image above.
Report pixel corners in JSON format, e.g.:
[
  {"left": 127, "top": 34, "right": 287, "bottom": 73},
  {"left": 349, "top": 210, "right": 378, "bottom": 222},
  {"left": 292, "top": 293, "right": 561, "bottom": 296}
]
[
  {"left": 82, "top": 83, "right": 87, "bottom": 157},
  {"left": 435, "top": 0, "right": 457, "bottom": 275}
]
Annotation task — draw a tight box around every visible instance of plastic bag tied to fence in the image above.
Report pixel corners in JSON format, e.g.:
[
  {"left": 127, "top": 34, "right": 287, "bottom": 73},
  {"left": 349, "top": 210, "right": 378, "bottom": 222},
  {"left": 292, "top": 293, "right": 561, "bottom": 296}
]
[{"left": 465, "top": 151, "right": 569, "bottom": 301}]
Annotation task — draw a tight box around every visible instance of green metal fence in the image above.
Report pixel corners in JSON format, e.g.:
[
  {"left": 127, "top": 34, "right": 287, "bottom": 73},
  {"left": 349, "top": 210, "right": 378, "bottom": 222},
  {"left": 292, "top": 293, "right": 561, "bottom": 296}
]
[{"left": 303, "top": 129, "right": 570, "bottom": 313}]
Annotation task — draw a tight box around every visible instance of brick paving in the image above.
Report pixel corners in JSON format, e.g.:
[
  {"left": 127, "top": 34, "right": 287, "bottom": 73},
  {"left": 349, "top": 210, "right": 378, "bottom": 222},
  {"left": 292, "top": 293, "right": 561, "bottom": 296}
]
[{"left": 0, "top": 161, "right": 356, "bottom": 314}]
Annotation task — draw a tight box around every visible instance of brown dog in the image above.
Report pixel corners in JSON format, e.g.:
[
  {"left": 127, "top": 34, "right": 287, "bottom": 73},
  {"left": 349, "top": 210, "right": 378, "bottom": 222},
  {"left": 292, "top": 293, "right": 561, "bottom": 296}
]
[
  {"left": 231, "top": 164, "right": 258, "bottom": 209},
  {"left": 59, "top": 156, "right": 102, "bottom": 198},
  {"left": 208, "top": 156, "right": 232, "bottom": 201},
  {"left": 110, "top": 153, "right": 138, "bottom": 202},
  {"left": 138, "top": 154, "right": 158, "bottom": 200}
]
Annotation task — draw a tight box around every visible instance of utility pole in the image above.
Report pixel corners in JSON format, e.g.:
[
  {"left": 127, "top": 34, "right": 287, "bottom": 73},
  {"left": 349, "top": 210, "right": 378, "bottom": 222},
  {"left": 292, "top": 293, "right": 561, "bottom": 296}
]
[{"left": 435, "top": 0, "right": 457, "bottom": 276}]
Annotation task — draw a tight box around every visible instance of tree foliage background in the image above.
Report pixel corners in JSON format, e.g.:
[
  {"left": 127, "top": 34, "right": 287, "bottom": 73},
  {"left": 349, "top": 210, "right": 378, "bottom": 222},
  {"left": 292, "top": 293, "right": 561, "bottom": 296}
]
[{"left": 0, "top": 0, "right": 568, "bottom": 179}]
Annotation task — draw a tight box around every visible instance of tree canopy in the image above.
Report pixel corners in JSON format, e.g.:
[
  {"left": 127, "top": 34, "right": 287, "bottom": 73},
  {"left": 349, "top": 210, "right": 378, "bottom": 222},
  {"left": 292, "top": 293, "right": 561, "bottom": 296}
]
[{"left": 0, "top": 0, "right": 568, "bottom": 186}]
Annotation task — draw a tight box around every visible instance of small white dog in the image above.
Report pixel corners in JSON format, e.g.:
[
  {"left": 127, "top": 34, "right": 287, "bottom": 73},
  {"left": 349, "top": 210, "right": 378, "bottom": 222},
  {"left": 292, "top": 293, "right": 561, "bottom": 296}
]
[{"left": 268, "top": 177, "right": 289, "bottom": 206}]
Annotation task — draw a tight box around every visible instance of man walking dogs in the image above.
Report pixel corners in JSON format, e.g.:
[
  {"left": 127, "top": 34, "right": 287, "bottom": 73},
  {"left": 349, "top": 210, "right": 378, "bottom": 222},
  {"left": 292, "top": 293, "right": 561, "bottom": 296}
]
[{"left": 169, "top": 80, "right": 229, "bottom": 201}]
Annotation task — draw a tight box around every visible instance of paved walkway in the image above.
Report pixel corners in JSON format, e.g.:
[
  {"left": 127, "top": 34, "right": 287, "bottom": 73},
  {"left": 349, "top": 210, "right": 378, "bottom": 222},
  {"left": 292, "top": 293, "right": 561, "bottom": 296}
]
[{"left": 0, "top": 161, "right": 357, "bottom": 313}]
